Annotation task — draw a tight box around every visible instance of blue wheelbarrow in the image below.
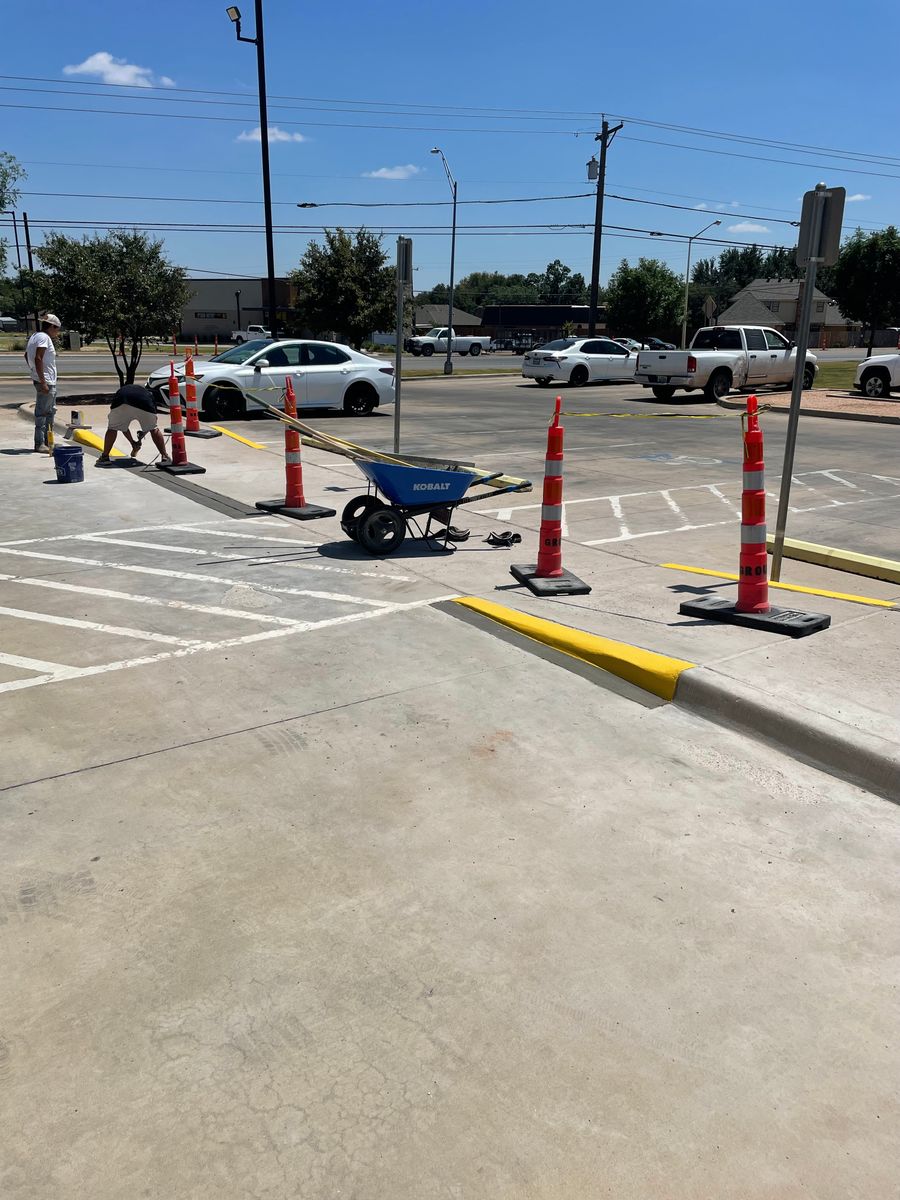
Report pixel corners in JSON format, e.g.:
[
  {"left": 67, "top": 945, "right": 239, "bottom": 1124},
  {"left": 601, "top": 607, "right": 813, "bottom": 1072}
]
[{"left": 342, "top": 459, "right": 531, "bottom": 554}]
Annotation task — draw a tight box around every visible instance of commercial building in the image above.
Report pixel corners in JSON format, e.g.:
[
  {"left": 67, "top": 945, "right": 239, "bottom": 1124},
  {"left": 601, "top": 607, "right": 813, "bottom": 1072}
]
[{"left": 178, "top": 277, "right": 294, "bottom": 339}]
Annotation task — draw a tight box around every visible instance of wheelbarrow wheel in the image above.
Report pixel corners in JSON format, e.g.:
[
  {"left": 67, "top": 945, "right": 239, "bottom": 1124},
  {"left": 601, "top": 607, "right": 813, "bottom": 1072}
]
[
  {"left": 341, "top": 494, "right": 382, "bottom": 542},
  {"left": 356, "top": 506, "right": 406, "bottom": 555}
]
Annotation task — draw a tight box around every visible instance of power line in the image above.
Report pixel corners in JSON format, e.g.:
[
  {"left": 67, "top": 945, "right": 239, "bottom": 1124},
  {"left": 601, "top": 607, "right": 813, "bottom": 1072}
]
[{"left": 19, "top": 189, "right": 595, "bottom": 209}]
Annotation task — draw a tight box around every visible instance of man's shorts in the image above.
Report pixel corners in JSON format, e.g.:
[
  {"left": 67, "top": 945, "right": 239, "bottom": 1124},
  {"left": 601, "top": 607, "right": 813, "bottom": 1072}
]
[{"left": 108, "top": 404, "right": 158, "bottom": 433}]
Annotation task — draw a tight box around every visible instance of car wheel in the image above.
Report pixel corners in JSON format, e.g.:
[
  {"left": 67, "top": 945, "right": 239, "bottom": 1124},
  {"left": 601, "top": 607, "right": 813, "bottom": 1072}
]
[
  {"left": 356, "top": 506, "right": 406, "bottom": 555},
  {"left": 343, "top": 384, "right": 377, "bottom": 416},
  {"left": 469, "top": 343, "right": 481, "bottom": 357},
  {"left": 422, "top": 344, "right": 434, "bottom": 357},
  {"left": 802, "top": 366, "right": 816, "bottom": 390},
  {"left": 861, "top": 368, "right": 891, "bottom": 399},
  {"left": 569, "top": 365, "right": 590, "bottom": 387},
  {"left": 651, "top": 385, "right": 677, "bottom": 400},
  {"left": 203, "top": 384, "right": 246, "bottom": 420},
  {"left": 341, "top": 495, "right": 382, "bottom": 542},
  {"left": 536, "top": 377, "right": 552, "bottom": 387},
  {"left": 410, "top": 347, "right": 422, "bottom": 357},
  {"left": 704, "top": 369, "right": 732, "bottom": 400}
]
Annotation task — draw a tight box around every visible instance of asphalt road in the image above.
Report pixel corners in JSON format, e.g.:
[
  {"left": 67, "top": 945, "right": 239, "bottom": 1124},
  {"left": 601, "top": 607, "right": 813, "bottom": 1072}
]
[{"left": 0, "top": 344, "right": 880, "bottom": 378}]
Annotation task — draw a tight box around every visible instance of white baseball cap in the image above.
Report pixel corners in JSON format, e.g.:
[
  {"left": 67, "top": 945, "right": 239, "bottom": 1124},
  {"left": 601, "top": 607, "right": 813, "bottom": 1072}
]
[{"left": 42, "top": 313, "right": 62, "bottom": 327}]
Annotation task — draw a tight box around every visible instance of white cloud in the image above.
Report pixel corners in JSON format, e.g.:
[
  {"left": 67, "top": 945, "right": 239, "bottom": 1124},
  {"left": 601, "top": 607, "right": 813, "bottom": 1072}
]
[
  {"left": 694, "top": 202, "right": 708, "bottom": 210},
  {"left": 63, "top": 51, "right": 174, "bottom": 88},
  {"left": 728, "top": 221, "right": 770, "bottom": 234},
  {"left": 236, "top": 126, "right": 306, "bottom": 144},
  {"left": 362, "top": 164, "right": 423, "bottom": 180},
  {"left": 847, "top": 192, "right": 871, "bottom": 202}
]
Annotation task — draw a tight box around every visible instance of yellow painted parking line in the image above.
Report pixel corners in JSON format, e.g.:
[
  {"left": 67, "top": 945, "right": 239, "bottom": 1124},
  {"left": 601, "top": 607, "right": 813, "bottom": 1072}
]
[
  {"left": 209, "top": 426, "right": 266, "bottom": 449},
  {"left": 661, "top": 562, "right": 898, "bottom": 609},
  {"left": 454, "top": 596, "right": 695, "bottom": 700},
  {"left": 73, "top": 428, "right": 125, "bottom": 457},
  {"left": 765, "top": 536, "right": 900, "bottom": 586}
]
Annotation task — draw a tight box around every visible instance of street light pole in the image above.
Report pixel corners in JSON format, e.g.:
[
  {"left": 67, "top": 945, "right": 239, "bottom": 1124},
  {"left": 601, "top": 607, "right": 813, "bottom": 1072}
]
[
  {"left": 227, "top": 3, "right": 278, "bottom": 340},
  {"left": 235, "top": 289, "right": 242, "bottom": 332},
  {"left": 431, "top": 148, "right": 457, "bottom": 376},
  {"left": 2, "top": 209, "right": 21, "bottom": 271},
  {"left": 681, "top": 219, "right": 721, "bottom": 348},
  {"left": 587, "top": 117, "right": 623, "bottom": 337}
]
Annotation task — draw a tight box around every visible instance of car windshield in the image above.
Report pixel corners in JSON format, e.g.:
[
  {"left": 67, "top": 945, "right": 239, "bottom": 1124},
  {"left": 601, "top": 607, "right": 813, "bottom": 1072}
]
[
  {"left": 425, "top": 328, "right": 445, "bottom": 338},
  {"left": 538, "top": 338, "right": 577, "bottom": 351},
  {"left": 691, "top": 329, "right": 742, "bottom": 350},
  {"left": 210, "top": 339, "right": 273, "bottom": 364}
]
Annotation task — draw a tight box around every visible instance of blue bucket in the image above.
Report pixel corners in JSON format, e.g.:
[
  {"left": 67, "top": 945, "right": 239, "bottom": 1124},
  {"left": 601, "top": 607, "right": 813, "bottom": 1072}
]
[{"left": 53, "top": 444, "right": 84, "bottom": 484}]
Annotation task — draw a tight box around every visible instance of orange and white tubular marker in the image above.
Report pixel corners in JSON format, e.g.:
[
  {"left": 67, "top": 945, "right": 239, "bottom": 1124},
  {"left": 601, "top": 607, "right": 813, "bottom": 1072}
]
[
  {"left": 167, "top": 363, "right": 189, "bottom": 465},
  {"left": 172, "top": 332, "right": 177, "bottom": 357},
  {"left": 194, "top": 335, "right": 199, "bottom": 357},
  {"left": 183, "top": 353, "right": 201, "bottom": 434},
  {"left": 736, "top": 394, "right": 769, "bottom": 614},
  {"left": 253, "top": 375, "right": 335, "bottom": 520},
  {"left": 214, "top": 335, "right": 219, "bottom": 356},
  {"left": 535, "top": 395, "right": 565, "bottom": 579}
]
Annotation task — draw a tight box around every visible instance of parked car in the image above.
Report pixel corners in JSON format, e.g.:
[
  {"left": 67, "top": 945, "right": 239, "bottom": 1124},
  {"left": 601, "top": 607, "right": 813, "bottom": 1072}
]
[
  {"left": 146, "top": 338, "right": 394, "bottom": 419},
  {"left": 231, "top": 323, "right": 271, "bottom": 344},
  {"left": 407, "top": 328, "right": 492, "bottom": 357},
  {"left": 521, "top": 337, "right": 637, "bottom": 387},
  {"left": 644, "top": 337, "right": 676, "bottom": 351},
  {"left": 634, "top": 325, "right": 817, "bottom": 400},
  {"left": 613, "top": 337, "right": 647, "bottom": 352},
  {"left": 0, "top": 315, "right": 20, "bottom": 332},
  {"left": 854, "top": 353, "right": 899, "bottom": 398}
]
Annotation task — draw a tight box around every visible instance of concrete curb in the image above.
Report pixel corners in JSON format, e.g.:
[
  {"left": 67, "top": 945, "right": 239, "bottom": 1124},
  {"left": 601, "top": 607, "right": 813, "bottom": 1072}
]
[
  {"left": 675, "top": 668, "right": 900, "bottom": 804},
  {"left": 765, "top": 537, "right": 900, "bottom": 586},
  {"left": 16, "top": 400, "right": 126, "bottom": 457},
  {"left": 453, "top": 597, "right": 695, "bottom": 700},
  {"left": 716, "top": 396, "right": 900, "bottom": 424}
]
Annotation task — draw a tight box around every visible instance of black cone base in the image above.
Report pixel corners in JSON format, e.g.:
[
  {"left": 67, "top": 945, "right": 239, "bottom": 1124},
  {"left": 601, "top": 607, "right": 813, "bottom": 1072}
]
[
  {"left": 255, "top": 499, "right": 336, "bottom": 521},
  {"left": 157, "top": 461, "right": 206, "bottom": 475},
  {"left": 185, "top": 428, "right": 222, "bottom": 439},
  {"left": 679, "top": 594, "right": 830, "bottom": 637},
  {"left": 510, "top": 562, "right": 592, "bottom": 596}
]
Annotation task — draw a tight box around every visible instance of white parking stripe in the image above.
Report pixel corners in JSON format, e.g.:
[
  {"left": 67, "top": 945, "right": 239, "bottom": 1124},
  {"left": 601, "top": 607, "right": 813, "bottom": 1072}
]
[
  {"left": 0, "top": 595, "right": 455, "bottom": 696},
  {"left": 0, "top": 547, "right": 396, "bottom": 608},
  {"left": 0, "top": 573, "right": 303, "bottom": 626},
  {"left": 0, "top": 605, "right": 206, "bottom": 647}
]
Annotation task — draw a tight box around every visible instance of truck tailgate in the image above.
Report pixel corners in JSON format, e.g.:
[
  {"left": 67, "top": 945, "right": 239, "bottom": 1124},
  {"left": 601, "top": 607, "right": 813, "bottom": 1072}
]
[{"left": 636, "top": 351, "right": 692, "bottom": 379}]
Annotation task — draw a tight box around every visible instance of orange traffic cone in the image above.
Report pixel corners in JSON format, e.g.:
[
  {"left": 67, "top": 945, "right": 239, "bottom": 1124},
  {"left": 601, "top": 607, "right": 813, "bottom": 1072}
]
[
  {"left": 255, "top": 376, "right": 335, "bottom": 521},
  {"left": 157, "top": 362, "right": 206, "bottom": 475},
  {"left": 510, "top": 396, "right": 590, "bottom": 596},
  {"left": 678, "top": 395, "right": 829, "bottom": 636},
  {"left": 183, "top": 353, "right": 220, "bottom": 439}
]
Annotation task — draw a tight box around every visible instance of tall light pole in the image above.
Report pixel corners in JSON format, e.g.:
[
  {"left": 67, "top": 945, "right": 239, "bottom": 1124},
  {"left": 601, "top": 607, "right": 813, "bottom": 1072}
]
[
  {"left": 226, "top": 4, "right": 278, "bottom": 340},
  {"left": 2, "top": 209, "right": 21, "bottom": 271},
  {"left": 234, "top": 289, "right": 242, "bottom": 332},
  {"left": 681, "top": 219, "right": 720, "bottom": 348},
  {"left": 430, "top": 147, "right": 457, "bottom": 376},
  {"left": 586, "top": 118, "right": 623, "bottom": 336}
]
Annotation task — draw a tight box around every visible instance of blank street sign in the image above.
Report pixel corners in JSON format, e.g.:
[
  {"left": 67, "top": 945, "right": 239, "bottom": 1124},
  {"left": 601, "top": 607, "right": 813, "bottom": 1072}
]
[{"left": 796, "top": 186, "right": 846, "bottom": 267}]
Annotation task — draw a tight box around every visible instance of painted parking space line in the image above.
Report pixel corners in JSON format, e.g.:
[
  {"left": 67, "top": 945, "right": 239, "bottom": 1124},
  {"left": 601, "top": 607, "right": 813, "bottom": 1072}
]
[
  {"left": 0, "top": 548, "right": 396, "bottom": 608},
  {"left": 209, "top": 426, "right": 266, "bottom": 448},
  {"left": 0, "top": 604, "right": 206, "bottom": 647},
  {"left": 0, "top": 594, "right": 456, "bottom": 697},
  {"left": 0, "top": 573, "right": 306, "bottom": 626}
]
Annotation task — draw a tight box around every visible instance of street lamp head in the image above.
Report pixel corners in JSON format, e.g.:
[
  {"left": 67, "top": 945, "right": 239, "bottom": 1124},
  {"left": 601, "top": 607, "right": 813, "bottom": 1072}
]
[
  {"left": 713, "top": 219, "right": 722, "bottom": 226},
  {"left": 430, "top": 148, "right": 440, "bottom": 155},
  {"left": 226, "top": 6, "right": 241, "bottom": 21}
]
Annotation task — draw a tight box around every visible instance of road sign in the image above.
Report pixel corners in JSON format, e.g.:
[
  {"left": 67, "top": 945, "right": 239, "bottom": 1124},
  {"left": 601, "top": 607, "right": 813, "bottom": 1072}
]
[
  {"left": 796, "top": 185, "right": 845, "bottom": 267},
  {"left": 397, "top": 236, "right": 413, "bottom": 293},
  {"left": 703, "top": 295, "right": 716, "bottom": 319}
]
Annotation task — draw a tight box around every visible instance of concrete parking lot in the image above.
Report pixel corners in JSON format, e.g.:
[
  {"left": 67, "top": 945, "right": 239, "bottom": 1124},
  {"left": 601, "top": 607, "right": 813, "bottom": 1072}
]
[{"left": 2, "top": 379, "right": 899, "bottom": 1198}]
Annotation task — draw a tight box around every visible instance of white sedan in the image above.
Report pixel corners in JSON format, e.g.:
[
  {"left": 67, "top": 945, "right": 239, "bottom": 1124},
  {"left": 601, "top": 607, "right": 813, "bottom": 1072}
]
[
  {"left": 147, "top": 338, "right": 395, "bottom": 419},
  {"left": 521, "top": 337, "right": 637, "bottom": 387}
]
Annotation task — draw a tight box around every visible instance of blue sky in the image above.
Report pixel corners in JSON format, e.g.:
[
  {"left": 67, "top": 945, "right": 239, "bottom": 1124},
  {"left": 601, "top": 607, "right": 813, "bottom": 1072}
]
[{"left": 1, "top": 0, "right": 898, "bottom": 292}]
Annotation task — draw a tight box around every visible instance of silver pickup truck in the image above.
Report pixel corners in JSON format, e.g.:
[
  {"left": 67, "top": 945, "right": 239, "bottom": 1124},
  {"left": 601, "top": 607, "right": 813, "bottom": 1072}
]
[{"left": 635, "top": 325, "right": 817, "bottom": 400}]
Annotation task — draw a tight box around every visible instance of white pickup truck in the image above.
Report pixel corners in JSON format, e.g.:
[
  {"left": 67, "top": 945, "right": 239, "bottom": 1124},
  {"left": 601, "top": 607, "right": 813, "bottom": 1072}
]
[
  {"left": 635, "top": 325, "right": 817, "bottom": 400},
  {"left": 231, "top": 324, "right": 271, "bottom": 344},
  {"left": 407, "top": 327, "right": 492, "bottom": 357}
]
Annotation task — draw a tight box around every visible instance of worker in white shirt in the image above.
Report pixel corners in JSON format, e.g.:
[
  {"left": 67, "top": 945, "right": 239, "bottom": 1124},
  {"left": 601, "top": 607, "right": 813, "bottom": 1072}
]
[{"left": 24, "top": 313, "right": 62, "bottom": 453}]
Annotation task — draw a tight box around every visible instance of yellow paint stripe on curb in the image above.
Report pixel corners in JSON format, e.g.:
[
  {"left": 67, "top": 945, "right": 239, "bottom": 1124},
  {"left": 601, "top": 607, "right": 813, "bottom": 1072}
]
[
  {"left": 210, "top": 425, "right": 266, "bottom": 449},
  {"left": 72, "top": 428, "right": 124, "bottom": 457},
  {"left": 764, "top": 536, "right": 900, "bottom": 586},
  {"left": 454, "top": 596, "right": 694, "bottom": 700},
  {"left": 661, "top": 563, "right": 897, "bottom": 610}
]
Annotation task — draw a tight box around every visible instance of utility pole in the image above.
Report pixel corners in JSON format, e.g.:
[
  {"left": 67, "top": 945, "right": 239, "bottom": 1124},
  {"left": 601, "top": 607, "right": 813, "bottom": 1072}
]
[
  {"left": 22, "top": 210, "right": 39, "bottom": 328},
  {"left": 587, "top": 117, "right": 623, "bottom": 336}
]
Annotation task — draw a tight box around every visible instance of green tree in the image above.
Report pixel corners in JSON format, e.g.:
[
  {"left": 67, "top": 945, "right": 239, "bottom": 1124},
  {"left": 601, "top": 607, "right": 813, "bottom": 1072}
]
[
  {"left": 538, "top": 259, "right": 588, "bottom": 303},
  {"left": 0, "top": 152, "right": 25, "bottom": 275},
  {"left": 290, "top": 228, "right": 393, "bottom": 348},
  {"left": 415, "top": 259, "right": 588, "bottom": 312},
  {"left": 605, "top": 258, "right": 682, "bottom": 339},
  {"left": 34, "top": 230, "right": 190, "bottom": 383},
  {"left": 830, "top": 227, "right": 900, "bottom": 354}
]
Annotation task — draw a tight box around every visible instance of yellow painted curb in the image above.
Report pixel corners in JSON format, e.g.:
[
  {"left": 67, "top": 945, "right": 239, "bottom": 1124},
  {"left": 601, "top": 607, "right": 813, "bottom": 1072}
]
[
  {"left": 210, "top": 425, "right": 266, "bottom": 449},
  {"left": 72, "top": 428, "right": 124, "bottom": 458},
  {"left": 765, "top": 537, "right": 900, "bottom": 586},
  {"left": 454, "top": 597, "right": 695, "bottom": 701},
  {"left": 661, "top": 563, "right": 897, "bottom": 610}
]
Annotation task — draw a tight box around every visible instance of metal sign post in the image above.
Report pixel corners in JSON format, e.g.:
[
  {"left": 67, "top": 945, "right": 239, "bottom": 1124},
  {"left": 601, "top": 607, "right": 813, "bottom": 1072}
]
[
  {"left": 393, "top": 237, "right": 413, "bottom": 455},
  {"left": 770, "top": 183, "right": 845, "bottom": 582}
]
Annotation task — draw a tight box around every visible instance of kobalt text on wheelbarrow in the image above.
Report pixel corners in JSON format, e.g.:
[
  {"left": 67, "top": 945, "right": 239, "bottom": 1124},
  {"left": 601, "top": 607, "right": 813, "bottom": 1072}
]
[{"left": 342, "top": 459, "right": 531, "bottom": 554}]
